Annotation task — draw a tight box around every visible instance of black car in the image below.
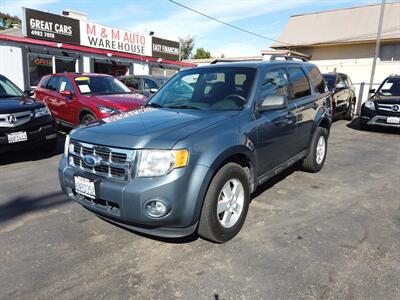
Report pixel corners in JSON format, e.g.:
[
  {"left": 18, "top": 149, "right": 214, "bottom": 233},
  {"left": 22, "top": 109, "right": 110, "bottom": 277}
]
[
  {"left": 118, "top": 75, "right": 169, "bottom": 97},
  {"left": 0, "top": 74, "right": 57, "bottom": 154},
  {"left": 323, "top": 72, "right": 356, "bottom": 120},
  {"left": 360, "top": 75, "right": 400, "bottom": 130}
]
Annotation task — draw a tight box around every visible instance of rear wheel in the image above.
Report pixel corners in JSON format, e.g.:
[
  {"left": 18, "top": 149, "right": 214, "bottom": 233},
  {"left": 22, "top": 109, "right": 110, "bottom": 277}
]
[
  {"left": 198, "top": 163, "right": 250, "bottom": 243},
  {"left": 301, "top": 127, "right": 328, "bottom": 173},
  {"left": 80, "top": 113, "right": 96, "bottom": 125},
  {"left": 344, "top": 100, "right": 355, "bottom": 120}
]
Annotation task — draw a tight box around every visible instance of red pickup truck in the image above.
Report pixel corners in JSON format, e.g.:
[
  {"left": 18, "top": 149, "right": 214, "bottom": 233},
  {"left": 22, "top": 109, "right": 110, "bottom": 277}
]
[{"left": 35, "top": 73, "right": 147, "bottom": 127}]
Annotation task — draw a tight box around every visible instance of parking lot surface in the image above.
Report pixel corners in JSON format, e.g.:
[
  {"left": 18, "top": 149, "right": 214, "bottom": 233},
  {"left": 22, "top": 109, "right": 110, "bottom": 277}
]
[{"left": 0, "top": 121, "right": 399, "bottom": 299}]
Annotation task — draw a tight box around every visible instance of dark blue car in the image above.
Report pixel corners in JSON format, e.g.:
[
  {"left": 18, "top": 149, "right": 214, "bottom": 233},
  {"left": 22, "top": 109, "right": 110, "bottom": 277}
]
[{"left": 58, "top": 59, "right": 332, "bottom": 243}]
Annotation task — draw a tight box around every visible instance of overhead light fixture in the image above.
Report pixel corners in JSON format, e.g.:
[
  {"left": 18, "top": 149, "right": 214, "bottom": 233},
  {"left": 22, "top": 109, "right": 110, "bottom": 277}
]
[
  {"left": 56, "top": 43, "right": 63, "bottom": 48},
  {"left": 106, "top": 53, "right": 113, "bottom": 57}
]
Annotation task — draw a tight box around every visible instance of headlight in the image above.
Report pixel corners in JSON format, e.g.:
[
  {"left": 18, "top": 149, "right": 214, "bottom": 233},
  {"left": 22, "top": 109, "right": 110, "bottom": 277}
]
[
  {"left": 64, "top": 134, "right": 70, "bottom": 157},
  {"left": 364, "top": 100, "right": 375, "bottom": 110},
  {"left": 34, "top": 106, "right": 50, "bottom": 117},
  {"left": 97, "top": 105, "right": 119, "bottom": 114},
  {"left": 137, "top": 149, "right": 189, "bottom": 177}
]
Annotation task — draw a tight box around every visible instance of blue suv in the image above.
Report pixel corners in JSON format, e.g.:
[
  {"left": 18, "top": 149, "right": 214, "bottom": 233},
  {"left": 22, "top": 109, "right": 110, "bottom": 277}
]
[{"left": 59, "top": 58, "right": 332, "bottom": 243}]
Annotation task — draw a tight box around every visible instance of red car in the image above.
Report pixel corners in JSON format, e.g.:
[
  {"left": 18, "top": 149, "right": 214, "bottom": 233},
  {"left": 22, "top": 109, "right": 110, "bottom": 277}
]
[{"left": 35, "top": 73, "right": 147, "bottom": 127}]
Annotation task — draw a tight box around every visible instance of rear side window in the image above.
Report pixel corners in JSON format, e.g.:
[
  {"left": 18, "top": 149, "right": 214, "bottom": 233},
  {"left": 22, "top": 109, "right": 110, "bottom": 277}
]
[
  {"left": 46, "top": 76, "right": 61, "bottom": 91},
  {"left": 144, "top": 78, "right": 158, "bottom": 91},
  {"left": 287, "top": 67, "right": 311, "bottom": 99},
  {"left": 124, "top": 77, "right": 140, "bottom": 90},
  {"left": 39, "top": 76, "right": 51, "bottom": 88},
  {"left": 306, "top": 66, "right": 326, "bottom": 94},
  {"left": 261, "top": 68, "right": 289, "bottom": 98},
  {"left": 58, "top": 77, "right": 75, "bottom": 94}
]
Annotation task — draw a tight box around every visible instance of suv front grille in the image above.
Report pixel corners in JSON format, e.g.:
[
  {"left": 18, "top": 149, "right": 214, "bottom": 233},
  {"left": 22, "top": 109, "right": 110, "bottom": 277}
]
[
  {"left": 377, "top": 103, "right": 400, "bottom": 114},
  {"left": 0, "top": 111, "right": 33, "bottom": 127},
  {"left": 70, "top": 141, "right": 135, "bottom": 181}
]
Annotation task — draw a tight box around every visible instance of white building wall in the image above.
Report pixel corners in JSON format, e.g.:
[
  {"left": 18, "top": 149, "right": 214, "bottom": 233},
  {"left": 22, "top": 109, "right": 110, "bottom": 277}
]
[
  {"left": 0, "top": 45, "right": 24, "bottom": 89},
  {"left": 133, "top": 62, "right": 149, "bottom": 75},
  {"left": 82, "top": 56, "right": 91, "bottom": 72},
  {"left": 313, "top": 58, "right": 400, "bottom": 103}
]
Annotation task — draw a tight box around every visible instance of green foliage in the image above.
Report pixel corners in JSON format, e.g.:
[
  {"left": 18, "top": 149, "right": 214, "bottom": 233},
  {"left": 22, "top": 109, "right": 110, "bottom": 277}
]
[
  {"left": 194, "top": 48, "right": 211, "bottom": 59},
  {"left": 0, "top": 12, "right": 21, "bottom": 30},
  {"left": 179, "top": 35, "right": 195, "bottom": 60}
]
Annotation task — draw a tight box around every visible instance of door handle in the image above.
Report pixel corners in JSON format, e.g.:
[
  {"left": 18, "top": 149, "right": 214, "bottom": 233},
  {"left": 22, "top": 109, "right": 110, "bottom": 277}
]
[{"left": 312, "top": 102, "right": 319, "bottom": 110}]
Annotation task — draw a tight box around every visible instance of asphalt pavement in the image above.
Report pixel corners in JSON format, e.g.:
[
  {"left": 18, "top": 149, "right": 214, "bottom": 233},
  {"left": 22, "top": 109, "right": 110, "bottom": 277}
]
[{"left": 0, "top": 120, "right": 399, "bottom": 299}]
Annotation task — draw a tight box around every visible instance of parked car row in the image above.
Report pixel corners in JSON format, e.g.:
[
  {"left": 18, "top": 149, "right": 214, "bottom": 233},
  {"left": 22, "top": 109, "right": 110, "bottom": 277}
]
[{"left": 1, "top": 60, "right": 398, "bottom": 243}]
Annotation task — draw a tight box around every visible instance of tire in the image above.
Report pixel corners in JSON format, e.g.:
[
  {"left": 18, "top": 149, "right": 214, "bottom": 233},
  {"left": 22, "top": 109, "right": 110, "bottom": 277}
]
[
  {"left": 344, "top": 99, "right": 355, "bottom": 120},
  {"left": 301, "top": 127, "right": 328, "bottom": 173},
  {"left": 198, "top": 163, "right": 250, "bottom": 243},
  {"left": 80, "top": 113, "right": 96, "bottom": 125},
  {"left": 39, "top": 139, "right": 58, "bottom": 153}
]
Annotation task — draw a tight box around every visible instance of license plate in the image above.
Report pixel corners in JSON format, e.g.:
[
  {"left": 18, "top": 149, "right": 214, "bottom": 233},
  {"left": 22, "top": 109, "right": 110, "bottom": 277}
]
[
  {"left": 74, "top": 176, "right": 96, "bottom": 199},
  {"left": 7, "top": 131, "right": 27, "bottom": 143},
  {"left": 387, "top": 117, "right": 400, "bottom": 124}
]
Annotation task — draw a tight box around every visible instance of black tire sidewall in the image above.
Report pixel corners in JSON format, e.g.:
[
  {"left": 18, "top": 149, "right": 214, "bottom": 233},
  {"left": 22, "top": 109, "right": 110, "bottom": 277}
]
[
  {"left": 310, "top": 128, "right": 328, "bottom": 172},
  {"left": 199, "top": 163, "right": 250, "bottom": 243},
  {"left": 81, "top": 114, "right": 96, "bottom": 125}
]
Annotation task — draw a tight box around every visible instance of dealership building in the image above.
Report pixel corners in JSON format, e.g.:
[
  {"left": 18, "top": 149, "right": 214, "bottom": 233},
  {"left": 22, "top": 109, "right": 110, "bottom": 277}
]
[{"left": 0, "top": 8, "right": 194, "bottom": 90}]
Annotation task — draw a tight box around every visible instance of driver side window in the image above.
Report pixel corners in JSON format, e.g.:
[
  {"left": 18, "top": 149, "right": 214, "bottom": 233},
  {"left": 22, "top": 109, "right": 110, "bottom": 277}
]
[
  {"left": 58, "top": 77, "right": 75, "bottom": 96},
  {"left": 261, "top": 69, "right": 289, "bottom": 99}
]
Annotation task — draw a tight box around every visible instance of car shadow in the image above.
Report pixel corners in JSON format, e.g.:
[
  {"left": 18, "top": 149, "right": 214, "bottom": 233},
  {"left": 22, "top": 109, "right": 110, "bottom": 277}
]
[
  {"left": 347, "top": 117, "right": 399, "bottom": 134},
  {"left": 0, "top": 191, "right": 68, "bottom": 224},
  {"left": 0, "top": 133, "right": 66, "bottom": 165}
]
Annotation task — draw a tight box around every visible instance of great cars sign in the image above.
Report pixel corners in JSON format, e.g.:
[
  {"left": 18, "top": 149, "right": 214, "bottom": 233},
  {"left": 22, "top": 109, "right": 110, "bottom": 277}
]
[
  {"left": 22, "top": 8, "right": 80, "bottom": 44},
  {"left": 152, "top": 37, "right": 180, "bottom": 61},
  {"left": 80, "top": 21, "right": 152, "bottom": 56}
]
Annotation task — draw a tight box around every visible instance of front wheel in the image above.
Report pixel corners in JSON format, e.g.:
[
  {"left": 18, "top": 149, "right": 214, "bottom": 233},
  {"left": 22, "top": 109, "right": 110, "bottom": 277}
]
[
  {"left": 198, "top": 163, "right": 250, "bottom": 243},
  {"left": 301, "top": 127, "right": 328, "bottom": 173},
  {"left": 344, "top": 100, "right": 355, "bottom": 120},
  {"left": 80, "top": 113, "right": 96, "bottom": 125}
]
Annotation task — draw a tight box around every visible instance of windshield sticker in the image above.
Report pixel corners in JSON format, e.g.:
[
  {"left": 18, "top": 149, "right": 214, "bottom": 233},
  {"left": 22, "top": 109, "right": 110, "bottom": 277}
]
[
  {"left": 75, "top": 76, "right": 90, "bottom": 81},
  {"left": 102, "top": 107, "right": 155, "bottom": 123},
  {"left": 59, "top": 81, "right": 67, "bottom": 91},
  {"left": 382, "top": 82, "right": 393, "bottom": 90},
  {"left": 79, "top": 84, "right": 91, "bottom": 93}
]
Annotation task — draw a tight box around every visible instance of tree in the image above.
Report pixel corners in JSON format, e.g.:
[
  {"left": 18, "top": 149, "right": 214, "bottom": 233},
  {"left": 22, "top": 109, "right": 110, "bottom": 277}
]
[
  {"left": 179, "top": 35, "right": 195, "bottom": 60},
  {"left": 193, "top": 48, "right": 211, "bottom": 59},
  {"left": 0, "top": 12, "right": 21, "bottom": 30}
]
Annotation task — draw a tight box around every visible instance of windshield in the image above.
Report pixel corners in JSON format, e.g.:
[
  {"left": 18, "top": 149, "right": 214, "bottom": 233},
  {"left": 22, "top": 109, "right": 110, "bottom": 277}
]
[
  {"left": 147, "top": 67, "right": 256, "bottom": 111},
  {"left": 377, "top": 77, "right": 400, "bottom": 97},
  {"left": 0, "top": 76, "right": 24, "bottom": 98},
  {"left": 74, "top": 76, "right": 131, "bottom": 96},
  {"left": 322, "top": 75, "right": 336, "bottom": 91}
]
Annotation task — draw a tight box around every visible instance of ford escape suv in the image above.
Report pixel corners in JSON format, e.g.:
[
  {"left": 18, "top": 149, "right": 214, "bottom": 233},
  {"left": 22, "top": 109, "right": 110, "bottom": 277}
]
[{"left": 59, "top": 58, "right": 332, "bottom": 243}]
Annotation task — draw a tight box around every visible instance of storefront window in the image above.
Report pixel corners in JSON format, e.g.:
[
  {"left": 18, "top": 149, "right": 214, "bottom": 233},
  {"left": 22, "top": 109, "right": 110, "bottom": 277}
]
[
  {"left": 55, "top": 57, "right": 76, "bottom": 73},
  {"left": 28, "top": 53, "right": 53, "bottom": 87}
]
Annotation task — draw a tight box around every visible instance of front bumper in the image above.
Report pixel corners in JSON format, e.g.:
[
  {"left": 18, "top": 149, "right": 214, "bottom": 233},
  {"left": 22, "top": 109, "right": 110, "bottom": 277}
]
[
  {"left": 58, "top": 157, "right": 212, "bottom": 238},
  {"left": 360, "top": 110, "right": 400, "bottom": 128},
  {"left": 0, "top": 116, "right": 57, "bottom": 153}
]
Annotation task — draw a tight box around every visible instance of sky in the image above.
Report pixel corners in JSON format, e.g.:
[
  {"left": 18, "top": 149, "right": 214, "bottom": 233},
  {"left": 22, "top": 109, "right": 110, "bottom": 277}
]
[{"left": 1, "top": 0, "right": 382, "bottom": 57}]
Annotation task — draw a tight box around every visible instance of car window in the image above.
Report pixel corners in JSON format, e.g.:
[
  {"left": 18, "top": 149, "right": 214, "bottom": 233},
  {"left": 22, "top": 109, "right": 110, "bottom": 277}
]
[
  {"left": 346, "top": 77, "right": 353, "bottom": 87},
  {"left": 144, "top": 78, "right": 159, "bottom": 91},
  {"left": 124, "top": 77, "right": 140, "bottom": 90},
  {"left": 58, "top": 77, "right": 75, "bottom": 95},
  {"left": 0, "top": 76, "right": 24, "bottom": 98},
  {"left": 147, "top": 67, "right": 256, "bottom": 111},
  {"left": 287, "top": 67, "right": 311, "bottom": 99},
  {"left": 322, "top": 75, "right": 336, "bottom": 91},
  {"left": 377, "top": 77, "right": 400, "bottom": 96},
  {"left": 261, "top": 68, "right": 289, "bottom": 99},
  {"left": 339, "top": 75, "right": 348, "bottom": 87},
  {"left": 46, "top": 76, "right": 61, "bottom": 91},
  {"left": 40, "top": 76, "right": 51, "bottom": 89},
  {"left": 74, "top": 76, "right": 131, "bottom": 95},
  {"left": 306, "top": 66, "right": 326, "bottom": 94}
]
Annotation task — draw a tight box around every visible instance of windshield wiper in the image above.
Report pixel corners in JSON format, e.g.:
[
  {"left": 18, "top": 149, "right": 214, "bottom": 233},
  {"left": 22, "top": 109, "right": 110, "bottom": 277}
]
[
  {"left": 146, "top": 102, "right": 164, "bottom": 108},
  {"left": 166, "top": 104, "right": 201, "bottom": 110}
]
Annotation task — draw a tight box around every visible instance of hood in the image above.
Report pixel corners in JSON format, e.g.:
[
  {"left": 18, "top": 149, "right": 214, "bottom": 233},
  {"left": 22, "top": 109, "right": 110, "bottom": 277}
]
[
  {"left": 71, "top": 108, "right": 238, "bottom": 149},
  {"left": 0, "top": 97, "right": 44, "bottom": 113},
  {"left": 371, "top": 94, "right": 400, "bottom": 104},
  {"left": 89, "top": 93, "right": 147, "bottom": 110}
]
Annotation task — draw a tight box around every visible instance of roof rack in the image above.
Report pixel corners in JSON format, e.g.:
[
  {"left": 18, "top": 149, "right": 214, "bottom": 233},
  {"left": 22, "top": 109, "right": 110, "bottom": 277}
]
[
  {"left": 269, "top": 54, "right": 308, "bottom": 62},
  {"left": 210, "top": 58, "right": 259, "bottom": 64}
]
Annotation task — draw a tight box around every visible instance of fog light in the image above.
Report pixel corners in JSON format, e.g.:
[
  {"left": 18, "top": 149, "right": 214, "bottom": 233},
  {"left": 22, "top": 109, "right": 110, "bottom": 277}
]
[{"left": 145, "top": 200, "right": 167, "bottom": 218}]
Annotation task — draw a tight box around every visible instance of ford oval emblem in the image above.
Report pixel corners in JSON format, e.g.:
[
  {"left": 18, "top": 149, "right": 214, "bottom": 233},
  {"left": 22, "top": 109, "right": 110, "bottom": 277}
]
[{"left": 83, "top": 154, "right": 101, "bottom": 167}]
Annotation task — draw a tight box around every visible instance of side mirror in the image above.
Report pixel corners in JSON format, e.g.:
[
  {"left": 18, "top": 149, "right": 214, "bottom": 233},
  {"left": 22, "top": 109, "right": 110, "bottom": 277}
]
[
  {"left": 335, "top": 81, "right": 346, "bottom": 90},
  {"left": 258, "top": 95, "right": 288, "bottom": 112},
  {"left": 150, "top": 88, "right": 158, "bottom": 94},
  {"left": 24, "top": 89, "right": 34, "bottom": 97},
  {"left": 369, "top": 88, "right": 376, "bottom": 94},
  {"left": 60, "top": 89, "right": 73, "bottom": 98}
]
